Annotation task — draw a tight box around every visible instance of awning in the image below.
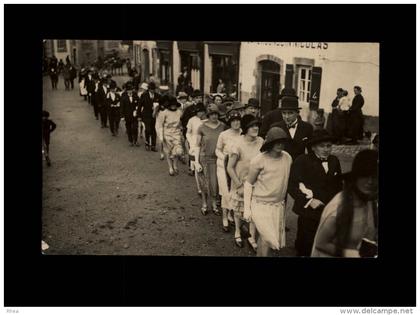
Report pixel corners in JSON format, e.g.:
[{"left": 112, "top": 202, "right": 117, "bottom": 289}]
[
  {"left": 177, "top": 41, "right": 202, "bottom": 52},
  {"left": 156, "top": 41, "right": 172, "bottom": 50},
  {"left": 206, "top": 42, "right": 240, "bottom": 56}
]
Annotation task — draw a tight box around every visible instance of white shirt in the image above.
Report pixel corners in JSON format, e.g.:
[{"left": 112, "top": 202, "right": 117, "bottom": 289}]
[
  {"left": 338, "top": 96, "right": 351, "bottom": 111},
  {"left": 129, "top": 96, "right": 133, "bottom": 103},
  {"left": 288, "top": 119, "right": 298, "bottom": 139},
  {"left": 103, "top": 85, "right": 107, "bottom": 94},
  {"left": 315, "top": 153, "right": 329, "bottom": 173}
]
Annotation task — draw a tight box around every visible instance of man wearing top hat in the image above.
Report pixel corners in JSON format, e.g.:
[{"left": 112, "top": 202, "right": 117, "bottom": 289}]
[
  {"left": 106, "top": 81, "right": 121, "bottom": 137},
  {"left": 96, "top": 75, "right": 110, "bottom": 128},
  {"left": 260, "top": 88, "right": 300, "bottom": 138},
  {"left": 288, "top": 129, "right": 342, "bottom": 256},
  {"left": 120, "top": 82, "right": 140, "bottom": 146},
  {"left": 139, "top": 81, "right": 161, "bottom": 151},
  {"left": 268, "top": 93, "right": 314, "bottom": 161}
]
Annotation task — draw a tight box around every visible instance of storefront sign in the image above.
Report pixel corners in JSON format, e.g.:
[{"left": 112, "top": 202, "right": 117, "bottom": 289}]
[{"left": 251, "top": 42, "right": 328, "bottom": 49}]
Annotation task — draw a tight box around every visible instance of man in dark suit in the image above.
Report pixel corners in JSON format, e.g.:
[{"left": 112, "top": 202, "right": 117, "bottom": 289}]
[
  {"left": 269, "top": 96, "right": 314, "bottom": 161},
  {"left": 120, "top": 82, "right": 140, "bottom": 147},
  {"left": 85, "top": 70, "right": 95, "bottom": 104},
  {"left": 96, "top": 76, "right": 109, "bottom": 128},
  {"left": 288, "top": 129, "right": 342, "bottom": 256},
  {"left": 260, "top": 88, "right": 298, "bottom": 138},
  {"left": 139, "top": 81, "right": 160, "bottom": 151}
]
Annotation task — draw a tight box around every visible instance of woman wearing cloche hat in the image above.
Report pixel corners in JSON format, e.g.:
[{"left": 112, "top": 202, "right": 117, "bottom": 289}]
[
  {"left": 156, "top": 96, "right": 184, "bottom": 176},
  {"left": 243, "top": 127, "right": 292, "bottom": 256},
  {"left": 215, "top": 109, "right": 243, "bottom": 232},
  {"left": 312, "top": 149, "right": 378, "bottom": 258},
  {"left": 195, "top": 104, "right": 226, "bottom": 216},
  {"left": 227, "top": 114, "right": 264, "bottom": 250}
]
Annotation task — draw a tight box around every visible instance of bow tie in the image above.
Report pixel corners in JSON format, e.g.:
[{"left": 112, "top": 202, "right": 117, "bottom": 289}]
[
  {"left": 288, "top": 123, "right": 297, "bottom": 129},
  {"left": 319, "top": 158, "right": 328, "bottom": 163}
]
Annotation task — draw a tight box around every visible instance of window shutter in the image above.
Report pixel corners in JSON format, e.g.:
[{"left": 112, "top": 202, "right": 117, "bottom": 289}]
[
  {"left": 309, "top": 66, "right": 322, "bottom": 110},
  {"left": 285, "top": 64, "right": 294, "bottom": 89}
]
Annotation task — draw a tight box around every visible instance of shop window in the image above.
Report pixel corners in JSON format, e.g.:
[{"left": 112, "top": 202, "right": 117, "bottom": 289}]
[
  {"left": 298, "top": 66, "right": 312, "bottom": 103},
  {"left": 159, "top": 50, "right": 171, "bottom": 85},
  {"left": 211, "top": 55, "right": 238, "bottom": 94},
  {"left": 57, "top": 40, "right": 67, "bottom": 52}
]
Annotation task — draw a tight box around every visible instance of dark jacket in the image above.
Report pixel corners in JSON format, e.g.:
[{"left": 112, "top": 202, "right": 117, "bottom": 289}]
[
  {"left": 120, "top": 92, "right": 140, "bottom": 120},
  {"left": 86, "top": 75, "right": 96, "bottom": 94},
  {"left": 106, "top": 92, "right": 121, "bottom": 111},
  {"left": 96, "top": 83, "right": 109, "bottom": 108},
  {"left": 288, "top": 152, "right": 342, "bottom": 219},
  {"left": 180, "top": 104, "right": 197, "bottom": 136},
  {"left": 42, "top": 118, "right": 57, "bottom": 143},
  {"left": 270, "top": 118, "right": 314, "bottom": 160},
  {"left": 139, "top": 91, "right": 160, "bottom": 120},
  {"left": 350, "top": 94, "right": 364, "bottom": 113}
]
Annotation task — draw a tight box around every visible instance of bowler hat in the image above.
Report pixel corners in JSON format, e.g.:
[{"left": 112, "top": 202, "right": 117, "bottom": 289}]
[
  {"left": 279, "top": 96, "right": 301, "bottom": 111},
  {"left": 246, "top": 98, "right": 260, "bottom": 108},
  {"left": 260, "top": 127, "right": 290, "bottom": 152},
  {"left": 192, "top": 89, "right": 203, "bottom": 98},
  {"left": 305, "top": 129, "right": 336, "bottom": 147},
  {"left": 241, "top": 114, "right": 261, "bottom": 135},
  {"left": 342, "top": 149, "right": 378, "bottom": 181},
  {"left": 227, "top": 101, "right": 245, "bottom": 115},
  {"left": 207, "top": 103, "right": 220, "bottom": 115}
]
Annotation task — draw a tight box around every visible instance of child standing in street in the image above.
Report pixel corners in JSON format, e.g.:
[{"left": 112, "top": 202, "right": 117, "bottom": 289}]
[{"left": 42, "top": 110, "right": 57, "bottom": 167}]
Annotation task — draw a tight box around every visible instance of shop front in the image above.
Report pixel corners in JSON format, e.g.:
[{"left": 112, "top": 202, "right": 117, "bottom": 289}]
[{"left": 177, "top": 41, "right": 203, "bottom": 91}]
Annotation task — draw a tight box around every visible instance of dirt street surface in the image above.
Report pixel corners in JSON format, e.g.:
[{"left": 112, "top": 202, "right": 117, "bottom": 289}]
[{"left": 42, "top": 75, "right": 368, "bottom": 256}]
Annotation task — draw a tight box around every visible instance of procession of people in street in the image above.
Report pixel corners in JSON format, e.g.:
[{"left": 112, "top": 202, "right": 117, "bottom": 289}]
[{"left": 43, "top": 57, "right": 378, "bottom": 258}]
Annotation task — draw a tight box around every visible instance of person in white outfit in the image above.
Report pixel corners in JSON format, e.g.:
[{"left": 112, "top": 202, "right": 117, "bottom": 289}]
[{"left": 244, "top": 127, "right": 292, "bottom": 257}]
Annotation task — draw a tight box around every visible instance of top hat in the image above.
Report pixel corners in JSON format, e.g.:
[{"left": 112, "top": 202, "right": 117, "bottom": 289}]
[
  {"left": 241, "top": 114, "right": 261, "bottom": 135},
  {"left": 207, "top": 103, "right": 220, "bottom": 115},
  {"left": 279, "top": 96, "right": 301, "bottom": 111},
  {"left": 279, "top": 88, "right": 298, "bottom": 99},
  {"left": 260, "top": 127, "right": 290, "bottom": 152},
  {"left": 109, "top": 81, "right": 117, "bottom": 90},
  {"left": 305, "top": 129, "right": 335, "bottom": 147},
  {"left": 342, "top": 149, "right": 378, "bottom": 180},
  {"left": 246, "top": 98, "right": 260, "bottom": 108},
  {"left": 192, "top": 89, "right": 203, "bottom": 98},
  {"left": 148, "top": 82, "right": 156, "bottom": 90},
  {"left": 125, "top": 82, "right": 134, "bottom": 91}
]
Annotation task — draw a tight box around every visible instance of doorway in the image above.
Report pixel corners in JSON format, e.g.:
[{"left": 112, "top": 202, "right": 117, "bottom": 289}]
[
  {"left": 142, "top": 49, "right": 150, "bottom": 81},
  {"left": 259, "top": 60, "right": 280, "bottom": 116}
]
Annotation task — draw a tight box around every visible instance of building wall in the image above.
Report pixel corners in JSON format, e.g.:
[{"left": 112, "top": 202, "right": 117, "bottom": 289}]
[
  {"left": 52, "top": 40, "right": 73, "bottom": 63},
  {"left": 239, "top": 42, "right": 379, "bottom": 117}
]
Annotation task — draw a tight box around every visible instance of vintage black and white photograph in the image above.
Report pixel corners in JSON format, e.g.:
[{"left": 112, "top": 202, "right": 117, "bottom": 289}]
[{"left": 41, "top": 40, "right": 379, "bottom": 257}]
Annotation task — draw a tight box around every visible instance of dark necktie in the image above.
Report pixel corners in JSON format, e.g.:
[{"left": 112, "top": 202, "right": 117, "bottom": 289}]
[{"left": 288, "top": 122, "right": 297, "bottom": 129}]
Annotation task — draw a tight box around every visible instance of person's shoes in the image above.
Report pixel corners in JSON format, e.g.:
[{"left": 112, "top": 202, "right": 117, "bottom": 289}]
[
  {"left": 151, "top": 146, "right": 157, "bottom": 152},
  {"left": 212, "top": 208, "right": 221, "bottom": 216},
  {"left": 46, "top": 160, "right": 51, "bottom": 167},
  {"left": 112, "top": 133, "right": 116, "bottom": 137},
  {"left": 135, "top": 142, "right": 140, "bottom": 147},
  {"left": 129, "top": 142, "right": 134, "bottom": 147},
  {"left": 234, "top": 237, "right": 243, "bottom": 248},
  {"left": 160, "top": 153, "right": 165, "bottom": 160},
  {"left": 223, "top": 224, "right": 230, "bottom": 233},
  {"left": 188, "top": 169, "right": 194, "bottom": 176},
  {"left": 247, "top": 237, "right": 258, "bottom": 253},
  {"left": 173, "top": 168, "right": 179, "bottom": 175},
  {"left": 197, "top": 190, "right": 202, "bottom": 196},
  {"left": 145, "top": 144, "right": 150, "bottom": 151}
]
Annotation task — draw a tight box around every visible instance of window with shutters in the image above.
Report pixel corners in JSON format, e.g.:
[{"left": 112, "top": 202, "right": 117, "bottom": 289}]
[
  {"left": 57, "top": 40, "right": 67, "bottom": 52},
  {"left": 297, "top": 66, "right": 312, "bottom": 103}
]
